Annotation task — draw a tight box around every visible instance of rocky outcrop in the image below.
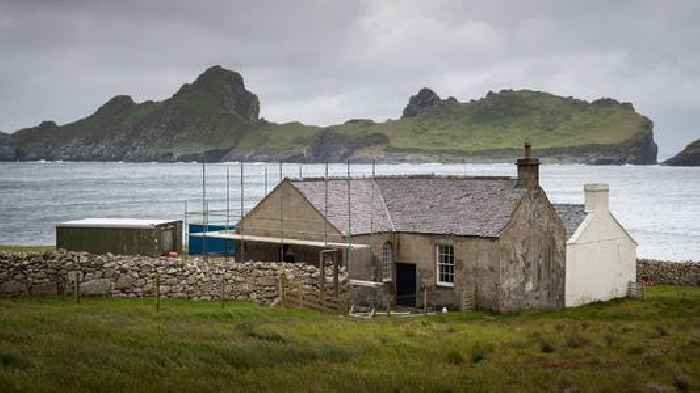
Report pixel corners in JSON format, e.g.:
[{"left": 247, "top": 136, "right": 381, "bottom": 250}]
[
  {"left": 664, "top": 139, "right": 700, "bottom": 166},
  {"left": 402, "top": 88, "right": 458, "bottom": 118},
  {"left": 587, "top": 128, "right": 658, "bottom": 165},
  {"left": 0, "top": 132, "right": 17, "bottom": 161},
  {"left": 309, "top": 130, "right": 389, "bottom": 161},
  {"left": 173, "top": 65, "right": 260, "bottom": 121}
]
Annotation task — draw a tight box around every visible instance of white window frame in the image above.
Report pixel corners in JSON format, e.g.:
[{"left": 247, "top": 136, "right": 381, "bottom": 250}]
[
  {"left": 382, "top": 241, "right": 392, "bottom": 282},
  {"left": 436, "top": 243, "right": 455, "bottom": 287}
]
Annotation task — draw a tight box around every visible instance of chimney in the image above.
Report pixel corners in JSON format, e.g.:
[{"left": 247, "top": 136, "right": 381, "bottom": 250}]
[
  {"left": 516, "top": 143, "right": 540, "bottom": 189},
  {"left": 584, "top": 183, "right": 609, "bottom": 212}
]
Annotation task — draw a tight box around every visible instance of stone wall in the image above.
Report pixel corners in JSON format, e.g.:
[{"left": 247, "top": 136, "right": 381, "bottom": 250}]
[
  {"left": 0, "top": 251, "right": 347, "bottom": 305},
  {"left": 637, "top": 259, "right": 700, "bottom": 286}
]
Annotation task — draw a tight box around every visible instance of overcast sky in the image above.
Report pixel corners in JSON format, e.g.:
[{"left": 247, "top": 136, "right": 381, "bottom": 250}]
[{"left": 1, "top": 1, "right": 699, "bottom": 158}]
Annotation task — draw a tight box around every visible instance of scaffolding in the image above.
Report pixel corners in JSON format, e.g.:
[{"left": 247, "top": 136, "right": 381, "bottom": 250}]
[{"left": 182, "top": 160, "right": 475, "bottom": 314}]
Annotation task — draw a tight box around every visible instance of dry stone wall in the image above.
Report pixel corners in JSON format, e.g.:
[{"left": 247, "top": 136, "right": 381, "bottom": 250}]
[
  {"left": 637, "top": 259, "right": 700, "bottom": 285},
  {"left": 0, "top": 251, "right": 347, "bottom": 305}
]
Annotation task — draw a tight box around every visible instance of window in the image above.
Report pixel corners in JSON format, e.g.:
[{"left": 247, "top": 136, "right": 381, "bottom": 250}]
[
  {"left": 382, "top": 242, "right": 392, "bottom": 281},
  {"left": 436, "top": 244, "right": 454, "bottom": 286}
]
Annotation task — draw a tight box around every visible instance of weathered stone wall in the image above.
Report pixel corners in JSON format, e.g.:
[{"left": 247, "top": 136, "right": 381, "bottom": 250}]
[
  {"left": 498, "top": 189, "right": 567, "bottom": 311},
  {"left": 637, "top": 259, "right": 700, "bottom": 285},
  {"left": 0, "top": 251, "right": 347, "bottom": 305}
]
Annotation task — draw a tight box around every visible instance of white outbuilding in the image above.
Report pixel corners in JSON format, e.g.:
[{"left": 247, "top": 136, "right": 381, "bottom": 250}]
[{"left": 555, "top": 184, "right": 637, "bottom": 307}]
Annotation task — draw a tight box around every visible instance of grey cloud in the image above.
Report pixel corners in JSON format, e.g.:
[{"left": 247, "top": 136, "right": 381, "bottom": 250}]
[{"left": 1, "top": 0, "right": 699, "bottom": 158}]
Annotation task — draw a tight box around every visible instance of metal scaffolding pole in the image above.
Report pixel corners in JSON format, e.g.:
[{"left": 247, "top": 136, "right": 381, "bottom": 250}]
[
  {"left": 240, "top": 162, "right": 245, "bottom": 263},
  {"left": 226, "top": 167, "right": 230, "bottom": 264},
  {"left": 279, "top": 161, "right": 284, "bottom": 261},
  {"left": 370, "top": 160, "right": 376, "bottom": 279},
  {"left": 202, "top": 161, "right": 208, "bottom": 264},
  {"left": 324, "top": 162, "right": 329, "bottom": 248},
  {"left": 264, "top": 163, "right": 268, "bottom": 195},
  {"left": 346, "top": 160, "right": 352, "bottom": 273}
]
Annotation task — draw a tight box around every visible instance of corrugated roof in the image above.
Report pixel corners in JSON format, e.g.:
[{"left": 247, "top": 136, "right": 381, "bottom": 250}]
[
  {"left": 290, "top": 175, "right": 525, "bottom": 238},
  {"left": 553, "top": 204, "right": 587, "bottom": 237}
]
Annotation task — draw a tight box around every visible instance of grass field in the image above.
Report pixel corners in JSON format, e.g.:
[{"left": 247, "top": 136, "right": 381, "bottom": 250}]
[
  {"left": 0, "top": 245, "right": 55, "bottom": 252},
  {"left": 1, "top": 286, "right": 698, "bottom": 392}
]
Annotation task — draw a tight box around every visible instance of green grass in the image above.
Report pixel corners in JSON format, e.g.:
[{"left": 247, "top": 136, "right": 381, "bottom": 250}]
[
  {"left": 0, "top": 245, "right": 54, "bottom": 252},
  {"left": 1, "top": 286, "right": 698, "bottom": 392},
  {"left": 237, "top": 121, "right": 321, "bottom": 152}
]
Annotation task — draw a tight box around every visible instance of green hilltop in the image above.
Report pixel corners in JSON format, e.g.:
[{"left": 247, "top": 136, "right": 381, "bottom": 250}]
[{"left": 0, "top": 66, "right": 657, "bottom": 164}]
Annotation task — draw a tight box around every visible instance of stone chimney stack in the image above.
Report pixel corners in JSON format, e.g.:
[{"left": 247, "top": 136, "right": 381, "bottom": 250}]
[
  {"left": 584, "top": 183, "right": 609, "bottom": 212},
  {"left": 516, "top": 143, "right": 540, "bottom": 189}
]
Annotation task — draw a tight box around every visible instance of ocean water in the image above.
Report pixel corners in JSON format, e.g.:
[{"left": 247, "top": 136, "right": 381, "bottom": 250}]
[{"left": 0, "top": 162, "right": 698, "bottom": 261}]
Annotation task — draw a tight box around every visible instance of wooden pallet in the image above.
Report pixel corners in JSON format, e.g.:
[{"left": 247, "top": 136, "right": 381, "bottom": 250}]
[{"left": 461, "top": 288, "right": 475, "bottom": 311}]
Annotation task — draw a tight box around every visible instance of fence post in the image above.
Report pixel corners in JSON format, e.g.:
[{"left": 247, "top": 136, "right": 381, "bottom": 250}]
[
  {"left": 155, "top": 271, "right": 160, "bottom": 312},
  {"left": 278, "top": 272, "right": 286, "bottom": 307},
  {"left": 333, "top": 255, "right": 339, "bottom": 298},
  {"left": 319, "top": 253, "right": 325, "bottom": 309},
  {"left": 74, "top": 271, "right": 81, "bottom": 304},
  {"left": 299, "top": 278, "right": 304, "bottom": 307}
]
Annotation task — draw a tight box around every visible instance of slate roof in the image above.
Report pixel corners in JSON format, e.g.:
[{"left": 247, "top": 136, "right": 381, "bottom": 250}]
[
  {"left": 289, "top": 175, "right": 526, "bottom": 238},
  {"left": 553, "top": 204, "right": 587, "bottom": 238}
]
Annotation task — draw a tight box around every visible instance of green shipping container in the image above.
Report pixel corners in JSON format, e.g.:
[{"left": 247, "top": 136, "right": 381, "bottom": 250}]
[{"left": 56, "top": 218, "right": 182, "bottom": 256}]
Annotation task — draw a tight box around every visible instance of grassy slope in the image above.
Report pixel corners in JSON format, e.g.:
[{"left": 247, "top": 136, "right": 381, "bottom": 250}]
[
  {"left": 1, "top": 286, "right": 698, "bottom": 392},
  {"left": 236, "top": 122, "right": 321, "bottom": 152},
  {"left": 241, "top": 90, "right": 650, "bottom": 154}
]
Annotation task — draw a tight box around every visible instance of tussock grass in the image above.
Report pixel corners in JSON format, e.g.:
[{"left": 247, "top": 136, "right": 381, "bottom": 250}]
[{"left": 0, "top": 286, "right": 699, "bottom": 392}]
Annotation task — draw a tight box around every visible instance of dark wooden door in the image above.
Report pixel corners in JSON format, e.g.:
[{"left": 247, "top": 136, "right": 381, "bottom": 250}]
[{"left": 395, "top": 263, "right": 416, "bottom": 307}]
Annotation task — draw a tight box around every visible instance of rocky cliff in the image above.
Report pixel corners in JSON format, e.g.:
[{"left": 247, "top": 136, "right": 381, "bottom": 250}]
[
  {"left": 4, "top": 65, "right": 261, "bottom": 162},
  {"left": 664, "top": 139, "right": 700, "bottom": 166},
  {"left": 402, "top": 88, "right": 458, "bottom": 118},
  {"left": 0, "top": 66, "right": 658, "bottom": 164}
]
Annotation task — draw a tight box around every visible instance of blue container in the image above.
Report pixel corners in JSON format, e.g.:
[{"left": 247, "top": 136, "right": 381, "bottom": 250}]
[{"left": 188, "top": 224, "right": 237, "bottom": 255}]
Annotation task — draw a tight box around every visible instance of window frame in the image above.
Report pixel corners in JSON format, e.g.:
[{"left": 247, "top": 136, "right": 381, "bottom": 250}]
[
  {"left": 382, "top": 241, "right": 393, "bottom": 282},
  {"left": 435, "top": 243, "right": 455, "bottom": 287}
]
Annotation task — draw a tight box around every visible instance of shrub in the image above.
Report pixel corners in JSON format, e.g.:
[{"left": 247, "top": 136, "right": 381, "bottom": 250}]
[
  {"left": 540, "top": 340, "right": 556, "bottom": 353},
  {"left": 470, "top": 345, "right": 488, "bottom": 364},
  {"left": 446, "top": 350, "right": 465, "bottom": 365}
]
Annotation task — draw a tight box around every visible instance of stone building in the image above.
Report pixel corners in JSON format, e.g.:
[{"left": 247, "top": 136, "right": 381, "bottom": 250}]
[
  {"left": 555, "top": 184, "right": 637, "bottom": 307},
  {"left": 233, "top": 146, "right": 567, "bottom": 312}
]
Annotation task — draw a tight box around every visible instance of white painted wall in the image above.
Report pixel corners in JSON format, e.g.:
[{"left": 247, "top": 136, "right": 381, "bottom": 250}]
[{"left": 565, "top": 184, "right": 637, "bottom": 307}]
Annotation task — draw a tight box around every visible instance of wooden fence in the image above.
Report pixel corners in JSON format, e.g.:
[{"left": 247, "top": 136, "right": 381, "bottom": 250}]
[{"left": 278, "top": 273, "right": 350, "bottom": 313}]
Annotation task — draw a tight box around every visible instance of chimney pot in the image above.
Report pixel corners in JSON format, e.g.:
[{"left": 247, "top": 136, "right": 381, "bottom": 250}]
[
  {"left": 584, "top": 183, "right": 609, "bottom": 212},
  {"left": 516, "top": 143, "right": 540, "bottom": 189}
]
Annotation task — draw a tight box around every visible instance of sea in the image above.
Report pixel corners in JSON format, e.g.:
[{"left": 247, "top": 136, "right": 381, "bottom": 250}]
[{"left": 0, "top": 161, "right": 698, "bottom": 261}]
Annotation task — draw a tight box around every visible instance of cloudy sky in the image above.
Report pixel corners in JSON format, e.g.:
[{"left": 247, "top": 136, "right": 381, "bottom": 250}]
[{"left": 1, "top": 1, "right": 699, "bottom": 158}]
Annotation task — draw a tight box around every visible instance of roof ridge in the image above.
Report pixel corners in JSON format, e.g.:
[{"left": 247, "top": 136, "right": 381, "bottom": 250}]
[{"left": 290, "top": 175, "right": 516, "bottom": 181}]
